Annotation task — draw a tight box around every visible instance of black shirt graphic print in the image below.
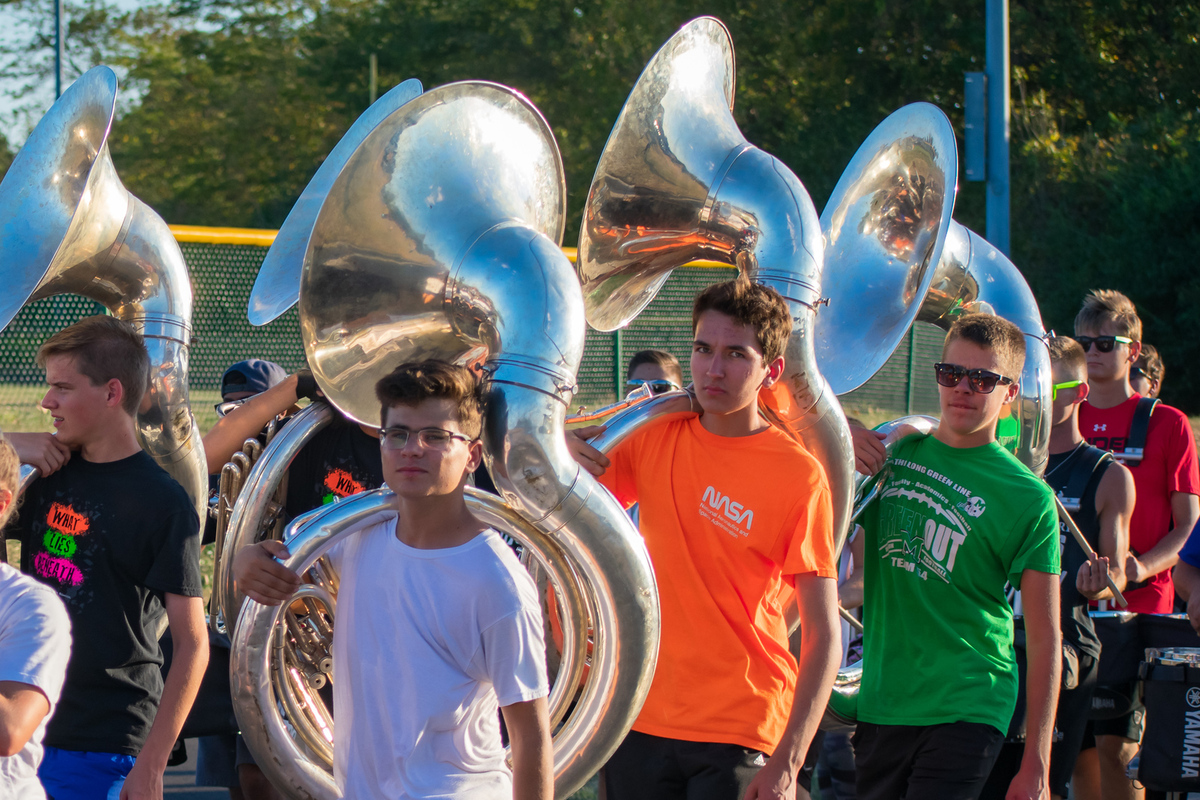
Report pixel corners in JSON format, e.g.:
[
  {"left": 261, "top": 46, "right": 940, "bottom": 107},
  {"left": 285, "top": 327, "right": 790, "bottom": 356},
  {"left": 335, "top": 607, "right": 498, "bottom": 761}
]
[{"left": 14, "top": 451, "right": 202, "bottom": 755}]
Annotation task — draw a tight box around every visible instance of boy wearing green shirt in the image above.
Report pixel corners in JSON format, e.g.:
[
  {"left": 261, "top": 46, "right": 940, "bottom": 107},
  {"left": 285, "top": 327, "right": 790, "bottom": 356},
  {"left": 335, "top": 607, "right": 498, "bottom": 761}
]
[{"left": 854, "top": 314, "right": 1062, "bottom": 800}]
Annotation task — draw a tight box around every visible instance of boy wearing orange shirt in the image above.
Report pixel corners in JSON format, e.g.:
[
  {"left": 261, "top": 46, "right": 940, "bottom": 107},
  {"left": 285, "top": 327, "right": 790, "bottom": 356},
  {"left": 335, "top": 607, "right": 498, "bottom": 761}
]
[{"left": 569, "top": 279, "right": 840, "bottom": 800}]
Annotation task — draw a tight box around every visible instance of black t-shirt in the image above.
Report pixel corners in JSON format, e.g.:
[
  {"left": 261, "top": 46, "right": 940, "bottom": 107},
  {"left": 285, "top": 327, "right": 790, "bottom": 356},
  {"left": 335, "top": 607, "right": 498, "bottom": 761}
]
[
  {"left": 14, "top": 451, "right": 202, "bottom": 754},
  {"left": 1044, "top": 445, "right": 1112, "bottom": 659},
  {"left": 284, "top": 415, "right": 384, "bottom": 518}
]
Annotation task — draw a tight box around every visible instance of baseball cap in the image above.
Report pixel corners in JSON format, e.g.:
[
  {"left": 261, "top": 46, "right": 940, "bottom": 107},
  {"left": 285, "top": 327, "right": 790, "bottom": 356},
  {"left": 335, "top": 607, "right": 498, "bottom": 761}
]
[{"left": 220, "top": 359, "right": 288, "bottom": 400}]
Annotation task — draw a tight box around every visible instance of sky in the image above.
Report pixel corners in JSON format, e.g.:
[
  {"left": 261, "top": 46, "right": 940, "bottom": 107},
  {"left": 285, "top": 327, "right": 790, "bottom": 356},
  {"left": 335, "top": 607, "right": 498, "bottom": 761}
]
[{"left": 0, "top": 0, "right": 147, "bottom": 147}]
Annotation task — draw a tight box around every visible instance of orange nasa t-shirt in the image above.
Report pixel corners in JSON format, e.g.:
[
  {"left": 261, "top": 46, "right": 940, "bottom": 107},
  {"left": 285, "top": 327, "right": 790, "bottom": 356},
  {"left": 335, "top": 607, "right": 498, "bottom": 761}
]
[{"left": 600, "top": 416, "right": 836, "bottom": 754}]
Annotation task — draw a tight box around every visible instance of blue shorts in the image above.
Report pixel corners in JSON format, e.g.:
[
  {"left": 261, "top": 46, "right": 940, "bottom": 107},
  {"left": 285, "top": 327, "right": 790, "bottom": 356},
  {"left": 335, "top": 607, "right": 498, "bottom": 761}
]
[{"left": 38, "top": 747, "right": 136, "bottom": 800}]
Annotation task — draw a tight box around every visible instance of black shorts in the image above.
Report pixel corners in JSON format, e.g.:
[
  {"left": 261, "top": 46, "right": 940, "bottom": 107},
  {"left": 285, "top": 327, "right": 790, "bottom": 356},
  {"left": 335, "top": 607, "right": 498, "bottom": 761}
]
[
  {"left": 981, "top": 652, "right": 1101, "bottom": 799},
  {"left": 853, "top": 720, "right": 1004, "bottom": 800},
  {"left": 1049, "top": 652, "right": 1099, "bottom": 795},
  {"left": 603, "top": 730, "right": 815, "bottom": 800}
]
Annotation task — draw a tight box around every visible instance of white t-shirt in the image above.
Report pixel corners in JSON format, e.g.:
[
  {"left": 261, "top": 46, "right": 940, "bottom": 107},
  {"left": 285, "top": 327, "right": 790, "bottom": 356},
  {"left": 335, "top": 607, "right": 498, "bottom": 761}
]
[
  {"left": 0, "top": 562, "right": 71, "bottom": 800},
  {"left": 330, "top": 519, "right": 548, "bottom": 800}
]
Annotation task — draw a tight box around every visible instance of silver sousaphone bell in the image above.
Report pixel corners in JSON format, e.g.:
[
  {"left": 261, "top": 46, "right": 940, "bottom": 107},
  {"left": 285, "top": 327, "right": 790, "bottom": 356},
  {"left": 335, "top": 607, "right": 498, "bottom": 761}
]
[
  {"left": 0, "top": 66, "right": 207, "bottom": 519},
  {"left": 578, "top": 16, "right": 856, "bottom": 557},
  {"left": 815, "top": 103, "right": 1050, "bottom": 475},
  {"left": 228, "top": 80, "right": 660, "bottom": 800}
]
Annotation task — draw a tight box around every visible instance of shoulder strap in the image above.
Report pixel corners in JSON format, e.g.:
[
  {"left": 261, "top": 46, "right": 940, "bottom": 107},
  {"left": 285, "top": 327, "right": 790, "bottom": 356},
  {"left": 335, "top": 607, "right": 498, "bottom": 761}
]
[
  {"left": 1061, "top": 446, "right": 1111, "bottom": 503},
  {"left": 1126, "top": 396, "right": 1160, "bottom": 453}
]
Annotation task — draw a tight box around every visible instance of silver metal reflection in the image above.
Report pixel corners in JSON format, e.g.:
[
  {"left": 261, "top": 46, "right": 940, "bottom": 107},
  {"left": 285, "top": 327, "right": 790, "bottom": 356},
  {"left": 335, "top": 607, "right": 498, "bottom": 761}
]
[
  {"left": 0, "top": 66, "right": 207, "bottom": 519},
  {"left": 578, "top": 16, "right": 855, "bottom": 554},
  {"left": 815, "top": 103, "right": 958, "bottom": 396},
  {"left": 917, "top": 221, "right": 1051, "bottom": 475},
  {"left": 247, "top": 79, "right": 424, "bottom": 325},
  {"left": 230, "top": 81, "right": 659, "bottom": 800},
  {"left": 813, "top": 103, "right": 1050, "bottom": 475}
]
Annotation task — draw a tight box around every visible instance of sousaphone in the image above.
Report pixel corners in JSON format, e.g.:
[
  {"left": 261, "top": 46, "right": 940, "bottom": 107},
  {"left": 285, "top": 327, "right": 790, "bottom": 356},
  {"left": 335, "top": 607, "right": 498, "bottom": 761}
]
[
  {"left": 578, "top": 16, "right": 856, "bottom": 555},
  {"left": 815, "top": 103, "right": 1050, "bottom": 474},
  {"left": 228, "top": 81, "right": 660, "bottom": 800},
  {"left": 0, "top": 66, "right": 207, "bottom": 518}
]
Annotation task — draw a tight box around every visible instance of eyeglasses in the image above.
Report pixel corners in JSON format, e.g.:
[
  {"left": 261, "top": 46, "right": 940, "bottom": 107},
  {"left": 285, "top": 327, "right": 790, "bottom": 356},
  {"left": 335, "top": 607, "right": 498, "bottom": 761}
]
[
  {"left": 379, "top": 426, "right": 474, "bottom": 451},
  {"left": 933, "top": 363, "right": 1013, "bottom": 394},
  {"left": 1073, "top": 335, "right": 1134, "bottom": 353},
  {"left": 625, "top": 379, "right": 680, "bottom": 395},
  {"left": 1051, "top": 379, "right": 1084, "bottom": 401},
  {"left": 215, "top": 398, "right": 249, "bottom": 417},
  {"left": 1130, "top": 366, "right": 1149, "bottom": 380}
]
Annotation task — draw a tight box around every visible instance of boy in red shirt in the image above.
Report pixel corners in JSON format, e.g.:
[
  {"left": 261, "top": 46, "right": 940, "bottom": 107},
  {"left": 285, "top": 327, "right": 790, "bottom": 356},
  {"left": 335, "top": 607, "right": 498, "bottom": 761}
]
[
  {"left": 1073, "top": 289, "right": 1200, "bottom": 800},
  {"left": 569, "top": 278, "right": 840, "bottom": 800}
]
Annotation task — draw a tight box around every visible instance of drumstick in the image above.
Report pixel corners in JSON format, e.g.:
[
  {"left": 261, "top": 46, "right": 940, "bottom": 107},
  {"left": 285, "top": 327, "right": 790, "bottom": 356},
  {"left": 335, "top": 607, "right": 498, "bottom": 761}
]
[
  {"left": 1053, "top": 494, "right": 1128, "bottom": 609},
  {"left": 839, "top": 605, "right": 864, "bottom": 633}
]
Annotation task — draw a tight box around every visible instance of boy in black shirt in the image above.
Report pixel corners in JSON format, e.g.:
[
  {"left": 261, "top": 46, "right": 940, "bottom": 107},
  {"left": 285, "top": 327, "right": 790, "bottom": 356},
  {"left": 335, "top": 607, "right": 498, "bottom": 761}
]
[{"left": 8, "top": 315, "right": 207, "bottom": 800}]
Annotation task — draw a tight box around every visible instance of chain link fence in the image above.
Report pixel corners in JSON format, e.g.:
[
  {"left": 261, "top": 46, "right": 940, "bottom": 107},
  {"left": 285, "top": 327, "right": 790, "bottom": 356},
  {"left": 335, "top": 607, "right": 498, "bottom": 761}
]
[{"left": 0, "top": 238, "right": 946, "bottom": 433}]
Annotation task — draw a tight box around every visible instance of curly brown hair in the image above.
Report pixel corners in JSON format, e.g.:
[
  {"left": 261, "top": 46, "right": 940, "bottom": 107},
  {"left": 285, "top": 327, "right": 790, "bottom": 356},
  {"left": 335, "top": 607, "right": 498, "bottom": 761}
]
[
  {"left": 692, "top": 278, "right": 792, "bottom": 363},
  {"left": 374, "top": 361, "right": 485, "bottom": 437}
]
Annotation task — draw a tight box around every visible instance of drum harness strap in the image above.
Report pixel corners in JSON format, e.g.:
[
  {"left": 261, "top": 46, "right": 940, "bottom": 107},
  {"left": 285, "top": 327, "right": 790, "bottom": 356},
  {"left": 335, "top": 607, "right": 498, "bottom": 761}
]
[{"left": 1113, "top": 396, "right": 1160, "bottom": 466}]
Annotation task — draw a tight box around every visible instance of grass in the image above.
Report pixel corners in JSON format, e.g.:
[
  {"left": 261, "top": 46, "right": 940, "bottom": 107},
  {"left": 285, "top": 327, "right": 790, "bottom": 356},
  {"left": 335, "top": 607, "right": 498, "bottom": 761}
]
[{"left": 0, "top": 385, "right": 224, "bottom": 435}]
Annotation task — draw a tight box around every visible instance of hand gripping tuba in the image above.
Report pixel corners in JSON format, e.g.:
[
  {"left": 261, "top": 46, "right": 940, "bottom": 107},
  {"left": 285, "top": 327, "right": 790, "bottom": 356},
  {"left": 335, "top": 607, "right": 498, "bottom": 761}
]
[
  {"left": 229, "top": 81, "right": 660, "bottom": 800},
  {"left": 0, "top": 66, "right": 207, "bottom": 519},
  {"left": 815, "top": 104, "right": 1050, "bottom": 475},
  {"left": 578, "top": 16, "right": 855, "bottom": 554}
]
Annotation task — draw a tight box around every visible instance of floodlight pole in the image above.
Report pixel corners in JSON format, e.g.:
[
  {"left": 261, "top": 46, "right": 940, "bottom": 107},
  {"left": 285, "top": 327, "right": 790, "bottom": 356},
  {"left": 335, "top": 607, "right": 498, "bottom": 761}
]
[
  {"left": 54, "top": 0, "right": 64, "bottom": 98},
  {"left": 985, "top": 0, "right": 1010, "bottom": 256}
]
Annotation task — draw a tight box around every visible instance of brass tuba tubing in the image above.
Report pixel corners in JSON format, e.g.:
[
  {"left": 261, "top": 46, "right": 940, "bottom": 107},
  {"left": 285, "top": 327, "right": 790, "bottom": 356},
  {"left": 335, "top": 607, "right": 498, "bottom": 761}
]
[
  {"left": 217, "top": 401, "right": 334, "bottom": 633},
  {"left": 454, "top": 224, "right": 660, "bottom": 793}
]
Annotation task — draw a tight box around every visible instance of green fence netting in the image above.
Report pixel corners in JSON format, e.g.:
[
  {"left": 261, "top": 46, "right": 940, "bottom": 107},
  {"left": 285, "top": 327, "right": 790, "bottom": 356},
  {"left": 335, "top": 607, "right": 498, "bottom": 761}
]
[{"left": 0, "top": 242, "right": 946, "bottom": 432}]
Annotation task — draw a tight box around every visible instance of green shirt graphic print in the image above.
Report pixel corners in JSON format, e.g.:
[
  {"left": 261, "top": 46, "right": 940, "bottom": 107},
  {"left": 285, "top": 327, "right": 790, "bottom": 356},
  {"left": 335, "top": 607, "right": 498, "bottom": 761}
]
[{"left": 858, "top": 434, "right": 1060, "bottom": 732}]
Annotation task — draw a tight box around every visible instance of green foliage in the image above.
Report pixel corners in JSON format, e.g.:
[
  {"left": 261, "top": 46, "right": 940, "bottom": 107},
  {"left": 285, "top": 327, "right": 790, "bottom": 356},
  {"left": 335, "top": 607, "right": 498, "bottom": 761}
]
[{"left": 3, "top": 0, "right": 1199, "bottom": 407}]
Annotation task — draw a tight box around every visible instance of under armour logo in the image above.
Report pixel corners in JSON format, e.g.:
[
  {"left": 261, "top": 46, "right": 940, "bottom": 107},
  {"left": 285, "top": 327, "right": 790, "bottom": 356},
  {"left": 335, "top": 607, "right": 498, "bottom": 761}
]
[{"left": 1094, "top": 424, "right": 1107, "bottom": 432}]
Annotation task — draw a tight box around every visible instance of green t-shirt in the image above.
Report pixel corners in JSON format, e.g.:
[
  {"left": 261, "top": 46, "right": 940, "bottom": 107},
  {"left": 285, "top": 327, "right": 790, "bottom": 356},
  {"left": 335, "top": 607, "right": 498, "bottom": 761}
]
[{"left": 859, "top": 434, "right": 1060, "bottom": 732}]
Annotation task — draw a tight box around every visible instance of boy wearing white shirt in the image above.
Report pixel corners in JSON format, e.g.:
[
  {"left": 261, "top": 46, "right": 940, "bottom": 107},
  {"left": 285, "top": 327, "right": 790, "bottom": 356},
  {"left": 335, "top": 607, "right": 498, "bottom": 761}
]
[
  {"left": 234, "top": 361, "right": 552, "bottom": 800},
  {"left": 0, "top": 436, "right": 71, "bottom": 799}
]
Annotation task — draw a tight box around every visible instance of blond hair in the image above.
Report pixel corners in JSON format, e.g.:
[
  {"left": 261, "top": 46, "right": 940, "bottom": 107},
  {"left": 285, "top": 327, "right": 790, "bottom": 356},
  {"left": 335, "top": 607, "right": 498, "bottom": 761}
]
[
  {"left": 943, "top": 314, "right": 1026, "bottom": 379},
  {"left": 0, "top": 436, "right": 19, "bottom": 529},
  {"left": 1074, "top": 289, "right": 1142, "bottom": 341}
]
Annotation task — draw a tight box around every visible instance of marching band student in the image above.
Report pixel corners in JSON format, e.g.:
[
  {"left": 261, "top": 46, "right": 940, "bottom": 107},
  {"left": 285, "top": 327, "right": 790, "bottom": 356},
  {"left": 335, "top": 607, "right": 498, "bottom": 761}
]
[
  {"left": 0, "top": 435, "right": 71, "bottom": 799},
  {"left": 851, "top": 314, "right": 1062, "bottom": 800},
  {"left": 1072, "top": 290, "right": 1199, "bottom": 800},
  {"left": 195, "top": 359, "right": 288, "bottom": 800},
  {"left": 1128, "top": 344, "right": 1163, "bottom": 400},
  {"left": 624, "top": 349, "right": 684, "bottom": 396},
  {"left": 202, "top": 367, "right": 384, "bottom": 512},
  {"left": 568, "top": 277, "right": 840, "bottom": 800},
  {"left": 981, "top": 335, "right": 1133, "bottom": 800},
  {"left": 234, "top": 361, "right": 552, "bottom": 800},
  {"left": 6, "top": 316, "right": 207, "bottom": 800}
]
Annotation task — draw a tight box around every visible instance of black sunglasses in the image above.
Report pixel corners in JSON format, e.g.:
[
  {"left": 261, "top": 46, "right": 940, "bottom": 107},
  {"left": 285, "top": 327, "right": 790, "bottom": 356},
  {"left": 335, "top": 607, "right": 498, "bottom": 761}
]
[
  {"left": 625, "top": 378, "right": 680, "bottom": 395},
  {"left": 933, "top": 363, "right": 1013, "bottom": 394},
  {"left": 1073, "top": 335, "right": 1134, "bottom": 353}
]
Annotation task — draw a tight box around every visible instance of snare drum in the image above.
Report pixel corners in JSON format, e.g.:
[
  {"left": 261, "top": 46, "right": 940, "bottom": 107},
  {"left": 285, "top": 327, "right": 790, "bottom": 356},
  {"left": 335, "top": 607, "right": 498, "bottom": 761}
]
[
  {"left": 1135, "top": 646, "right": 1200, "bottom": 793},
  {"left": 1090, "top": 610, "right": 1141, "bottom": 719}
]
